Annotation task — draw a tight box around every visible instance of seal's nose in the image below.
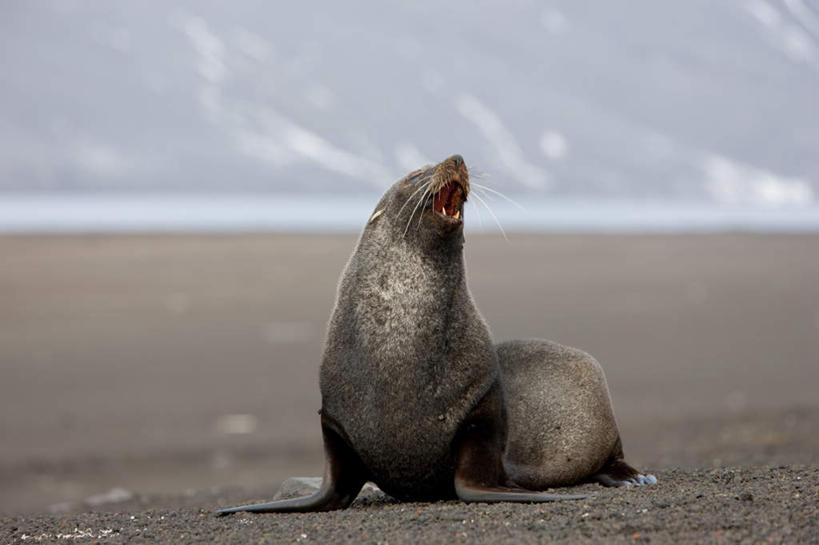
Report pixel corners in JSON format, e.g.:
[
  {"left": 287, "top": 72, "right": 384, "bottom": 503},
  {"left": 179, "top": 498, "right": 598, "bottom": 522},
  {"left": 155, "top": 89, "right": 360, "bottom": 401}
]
[{"left": 451, "top": 154, "right": 465, "bottom": 169}]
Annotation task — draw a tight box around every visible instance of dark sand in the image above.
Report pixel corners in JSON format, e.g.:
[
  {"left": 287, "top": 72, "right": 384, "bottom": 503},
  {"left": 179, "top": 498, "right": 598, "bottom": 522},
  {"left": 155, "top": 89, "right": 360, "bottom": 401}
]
[{"left": 1, "top": 234, "right": 817, "bottom": 543}]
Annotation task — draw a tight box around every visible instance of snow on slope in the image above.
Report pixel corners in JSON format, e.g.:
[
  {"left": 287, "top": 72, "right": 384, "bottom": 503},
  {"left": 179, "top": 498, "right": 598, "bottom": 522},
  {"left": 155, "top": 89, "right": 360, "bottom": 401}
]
[{"left": 0, "top": 1, "right": 817, "bottom": 208}]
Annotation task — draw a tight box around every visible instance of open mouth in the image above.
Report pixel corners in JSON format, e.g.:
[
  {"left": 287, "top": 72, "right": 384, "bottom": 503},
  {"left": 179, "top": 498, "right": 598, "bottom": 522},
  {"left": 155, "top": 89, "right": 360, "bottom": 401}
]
[{"left": 432, "top": 181, "right": 465, "bottom": 221}]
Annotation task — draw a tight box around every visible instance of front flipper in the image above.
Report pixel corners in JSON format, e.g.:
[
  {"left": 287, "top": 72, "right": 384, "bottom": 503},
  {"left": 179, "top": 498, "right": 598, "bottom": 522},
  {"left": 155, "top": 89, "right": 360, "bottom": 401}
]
[
  {"left": 217, "top": 415, "right": 367, "bottom": 515},
  {"left": 453, "top": 383, "right": 589, "bottom": 504}
]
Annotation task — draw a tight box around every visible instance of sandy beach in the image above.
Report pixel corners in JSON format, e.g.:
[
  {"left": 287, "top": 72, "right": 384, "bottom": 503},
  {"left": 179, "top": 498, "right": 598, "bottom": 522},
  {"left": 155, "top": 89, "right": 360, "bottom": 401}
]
[{"left": 1, "top": 233, "right": 817, "bottom": 543}]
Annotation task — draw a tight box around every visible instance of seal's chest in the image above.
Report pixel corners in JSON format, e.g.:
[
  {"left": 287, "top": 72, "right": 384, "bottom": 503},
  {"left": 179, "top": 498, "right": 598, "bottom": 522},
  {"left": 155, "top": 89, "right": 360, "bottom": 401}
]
[
  {"left": 352, "top": 414, "right": 459, "bottom": 500},
  {"left": 357, "top": 276, "right": 450, "bottom": 341}
]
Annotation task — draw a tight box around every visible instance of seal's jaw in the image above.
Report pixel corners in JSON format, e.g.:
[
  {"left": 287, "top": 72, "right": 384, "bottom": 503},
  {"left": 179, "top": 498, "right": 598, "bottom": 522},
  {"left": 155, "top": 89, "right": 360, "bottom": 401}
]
[
  {"left": 432, "top": 180, "right": 465, "bottom": 223},
  {"left": 428, "top": 154, "right": 469, "bottom": 228}
]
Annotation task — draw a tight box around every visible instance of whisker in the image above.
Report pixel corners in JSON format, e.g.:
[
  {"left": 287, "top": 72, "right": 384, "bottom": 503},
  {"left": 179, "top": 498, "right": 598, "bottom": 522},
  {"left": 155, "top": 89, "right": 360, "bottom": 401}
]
[
  {"left": 471, "top": 182, "right": 525, "bottom": 210},
  {"left": 397, "top": 179, "right": 432, "bottom": 218},
  {"left": 413, "top": 183, "right": 436, "bottom": 232},
  {"left": 471, "top": 191, "right": 508, "bottom": 241},
  {"left": 404, "top": 181, "right": 434, "bottom": 237},
  {"left": 467, "top": 168, "right": 490, "bottom": 180},
  {"left": 467, "top": 198, "right": 486, "bottom": 230}
]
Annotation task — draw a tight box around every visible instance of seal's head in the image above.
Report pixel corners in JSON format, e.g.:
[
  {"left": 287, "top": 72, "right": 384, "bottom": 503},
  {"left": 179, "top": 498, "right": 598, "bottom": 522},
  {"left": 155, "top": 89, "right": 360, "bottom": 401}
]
[{"left": 368, "top": 154, "right": 470, "bottom": 240}]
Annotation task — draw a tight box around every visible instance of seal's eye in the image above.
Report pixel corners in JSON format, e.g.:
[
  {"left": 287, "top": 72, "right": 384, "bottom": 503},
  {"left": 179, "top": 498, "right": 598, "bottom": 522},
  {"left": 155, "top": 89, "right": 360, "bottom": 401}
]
[
  {"left": 433, "top": 181, "right": 464, "bottom": 220},
  {"left": 407, "top": 169, "right": 427, "bottom": 185}
]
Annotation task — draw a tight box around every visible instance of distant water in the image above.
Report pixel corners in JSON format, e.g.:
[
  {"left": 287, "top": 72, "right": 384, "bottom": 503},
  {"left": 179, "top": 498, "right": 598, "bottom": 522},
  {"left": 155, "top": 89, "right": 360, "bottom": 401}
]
[{"left": 1, "top": 194, "right": 819, "bottom": 233}]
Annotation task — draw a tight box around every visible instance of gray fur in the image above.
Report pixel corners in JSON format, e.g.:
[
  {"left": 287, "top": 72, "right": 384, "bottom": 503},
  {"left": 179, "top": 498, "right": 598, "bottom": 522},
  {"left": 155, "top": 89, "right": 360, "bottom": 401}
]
[
  {"left": 319, "top": 155, "right": 653, "bottom": 500},
  {"left": 497, "top": 339, "right": 620, "bottom": 488}
]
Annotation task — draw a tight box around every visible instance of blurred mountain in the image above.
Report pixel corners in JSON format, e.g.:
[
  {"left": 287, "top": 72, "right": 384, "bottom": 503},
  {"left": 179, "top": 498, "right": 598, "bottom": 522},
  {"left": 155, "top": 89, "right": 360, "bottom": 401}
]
[{"left": 1, "top": 1, "right": 817, "bottom": 206}]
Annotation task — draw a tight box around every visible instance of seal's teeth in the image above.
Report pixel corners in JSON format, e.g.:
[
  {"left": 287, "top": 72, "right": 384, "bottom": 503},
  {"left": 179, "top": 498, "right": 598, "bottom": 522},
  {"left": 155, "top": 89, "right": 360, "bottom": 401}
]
[
  {"left": 442, "top": 206, "right": 448, "bottom": 216},
  {"left": 454, "top": 210, "right": 460, "bottom": 219}
]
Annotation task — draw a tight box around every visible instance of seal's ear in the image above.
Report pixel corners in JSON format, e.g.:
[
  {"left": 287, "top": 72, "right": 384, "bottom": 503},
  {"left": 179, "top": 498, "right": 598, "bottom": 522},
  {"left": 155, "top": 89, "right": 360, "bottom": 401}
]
[{"left": 368, "top": 209, "right": 385, "bottom": 224}]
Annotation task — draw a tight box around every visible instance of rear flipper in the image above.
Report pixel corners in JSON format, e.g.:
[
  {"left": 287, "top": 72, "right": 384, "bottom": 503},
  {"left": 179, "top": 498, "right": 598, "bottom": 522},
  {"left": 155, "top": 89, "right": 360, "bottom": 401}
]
[
  {"left": 216, "top": 415, "right": 367, "bottom": 515},
  {"left": 592, "top": 458, "right": 657, "bottom": 488},
  {"left": 455, "top": 479, "right": 589, "bottom": 503},
  {"left": 454, "top": 383, "right": 589, "bottom": 504}
]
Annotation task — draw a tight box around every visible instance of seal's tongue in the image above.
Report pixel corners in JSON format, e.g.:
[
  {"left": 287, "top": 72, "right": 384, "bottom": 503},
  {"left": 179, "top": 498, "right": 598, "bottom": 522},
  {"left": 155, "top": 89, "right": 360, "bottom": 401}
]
[{"left": 433, "top": 182, "right": 464, "bottom": 219}]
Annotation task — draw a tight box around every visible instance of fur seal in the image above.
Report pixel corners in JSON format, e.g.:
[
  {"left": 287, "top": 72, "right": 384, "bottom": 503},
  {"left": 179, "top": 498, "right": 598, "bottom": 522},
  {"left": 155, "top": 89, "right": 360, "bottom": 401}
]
[{"left": 218, "top": 155, "right": 654, "bottom": 515}]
